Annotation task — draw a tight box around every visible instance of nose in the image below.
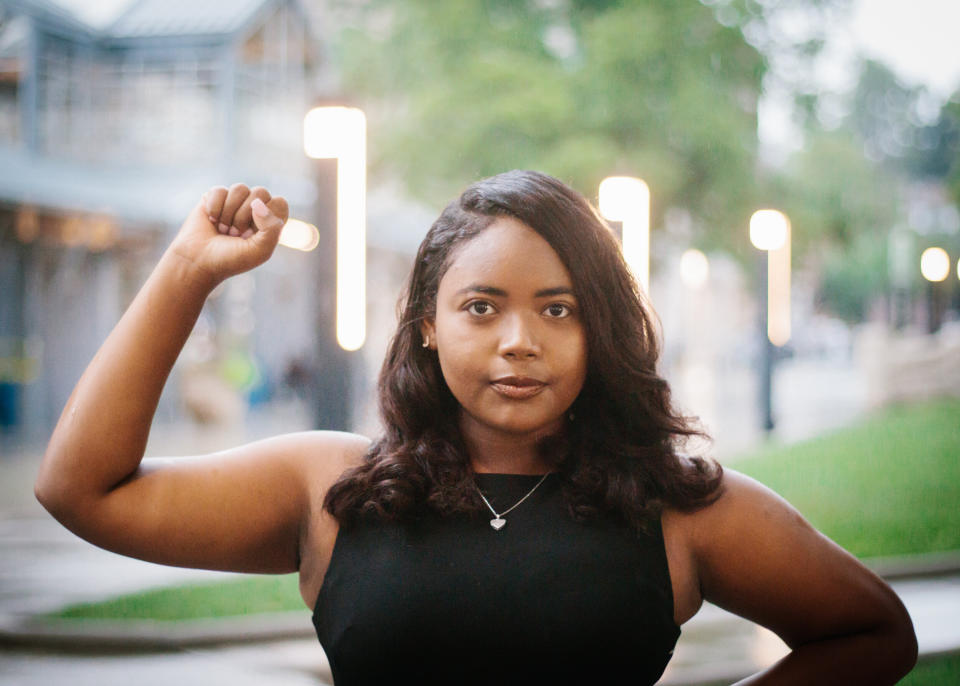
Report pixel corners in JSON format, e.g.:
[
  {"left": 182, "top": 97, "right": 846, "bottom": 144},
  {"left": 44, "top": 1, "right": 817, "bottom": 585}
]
[{"left": 497, "top": 312, "right": 541, "bottom": 360}]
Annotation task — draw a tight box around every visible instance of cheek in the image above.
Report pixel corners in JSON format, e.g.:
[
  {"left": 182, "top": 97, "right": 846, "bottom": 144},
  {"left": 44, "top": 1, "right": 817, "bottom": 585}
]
[
  {"left": 560, "top": 329, "right": 588, "bottom": 372},
  {"left": 436, "top": 344, "right": 485, "bottom": 395}
]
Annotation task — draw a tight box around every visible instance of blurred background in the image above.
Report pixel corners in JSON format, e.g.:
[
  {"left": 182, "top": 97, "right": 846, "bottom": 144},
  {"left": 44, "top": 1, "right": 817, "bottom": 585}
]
[{"left": 0, "top": 0, "right": 958, "bottom": 684}]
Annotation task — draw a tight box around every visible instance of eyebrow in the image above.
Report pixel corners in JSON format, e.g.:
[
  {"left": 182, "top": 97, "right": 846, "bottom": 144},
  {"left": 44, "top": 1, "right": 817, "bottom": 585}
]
[{"left": 455, "top": 284, "right": 575, "bottom": 298}]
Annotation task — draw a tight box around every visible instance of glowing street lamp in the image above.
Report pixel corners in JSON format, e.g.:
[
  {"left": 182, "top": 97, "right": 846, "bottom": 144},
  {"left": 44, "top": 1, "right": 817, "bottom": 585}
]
[
  {"left": 749, "top": 209, "right": 791, "bottom": 434},
  {"left": 279, "top": 218, "right": 320, "bottom": 252},
  {"left": 920, "top": 247, "right": 950, "bottom": 282},
  {"left": 304, "top": 106, "right": 367, "bottom": 351},
  {"left": 920, "top": 246, "right": 950, "bottom": 334},
  {"left": 598, "top": 176, "right": 650, "bottom": 294}
]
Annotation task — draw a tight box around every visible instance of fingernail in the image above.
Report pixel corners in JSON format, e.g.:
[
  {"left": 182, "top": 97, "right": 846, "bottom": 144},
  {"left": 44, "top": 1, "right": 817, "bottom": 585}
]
[
  {"left": 241, "top": 229, "right": 254, "bottom": 239},
  {"left": 202, "top": 193, "right": 212, "bottom": 214},
  {"left": 228, "top": 226, "right": 241, "bottom": 237},
  {"left": 218, "top": 223, "right": 229, "bottom": 234},
  {"left": 208, "top": 215, "right": 217, "bottom": 224},
  {"left": 252, "top": 198, "right": 269, "bottom": 218}
]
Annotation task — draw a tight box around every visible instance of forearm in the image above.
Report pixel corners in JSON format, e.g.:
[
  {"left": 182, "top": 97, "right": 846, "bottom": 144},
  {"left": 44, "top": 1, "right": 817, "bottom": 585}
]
[
  {"left": 734, "top": 624, "right": 918, "bottom": 686},
  {"left": 36, "top": 248, "right": 216, "bottom": 509}
]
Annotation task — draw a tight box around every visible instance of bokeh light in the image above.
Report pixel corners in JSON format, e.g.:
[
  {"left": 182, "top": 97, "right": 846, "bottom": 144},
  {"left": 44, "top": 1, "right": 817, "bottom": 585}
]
[{"left": 920, "top": 247, "right": 950, "bottom": 282}]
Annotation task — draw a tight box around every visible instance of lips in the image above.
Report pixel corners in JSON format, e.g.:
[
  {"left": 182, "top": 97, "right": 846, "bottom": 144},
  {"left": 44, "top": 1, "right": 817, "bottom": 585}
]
[{"left": 490, "top": 376, "right": 547, "bottom": 400}]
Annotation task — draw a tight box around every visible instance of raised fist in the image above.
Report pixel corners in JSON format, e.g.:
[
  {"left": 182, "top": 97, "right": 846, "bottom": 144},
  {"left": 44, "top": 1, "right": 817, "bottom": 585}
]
[{"left": 169, "top": 183, "right": 290, "bottom": 287}]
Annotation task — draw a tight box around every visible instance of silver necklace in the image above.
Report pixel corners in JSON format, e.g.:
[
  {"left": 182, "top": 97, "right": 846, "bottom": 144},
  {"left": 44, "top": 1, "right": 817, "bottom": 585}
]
[{"left": 476, "top": 473, "right": 550, "bottom": 531}]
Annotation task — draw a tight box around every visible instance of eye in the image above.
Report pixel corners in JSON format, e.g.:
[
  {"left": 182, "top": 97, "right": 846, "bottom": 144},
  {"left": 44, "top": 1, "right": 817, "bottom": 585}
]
[
  {"left": 544, "top": 302, "right": 573, "bottom": 318},
  {"left": 466, "top": 300, "right": 495, "bottom": 316}
]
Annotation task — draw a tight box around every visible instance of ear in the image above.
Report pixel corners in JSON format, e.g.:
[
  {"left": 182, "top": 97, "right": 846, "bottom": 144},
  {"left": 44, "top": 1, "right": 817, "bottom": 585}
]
[{"left": 419, "top": 318, "right": 437, "bottom": 350}]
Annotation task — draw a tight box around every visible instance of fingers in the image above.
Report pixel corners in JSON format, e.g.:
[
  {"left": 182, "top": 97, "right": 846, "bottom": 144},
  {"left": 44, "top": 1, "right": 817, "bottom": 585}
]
[
  {"left": 232, "top": 187, "right": 272, "bottom": 240},
  {"left": 266, "top": 196, "right": 289, "bottom": 225},
  {"left": 219, "top": 183, "right": 251, "bottom": 237},
  {"left": 200, "top": 184, "right": 286, "bottom": 243},
  {"left": 250, "top": 196, "right": 289, "bottom": 248},
  {"left": 203, "top": 187, "right": 228, "bottom": 228}
]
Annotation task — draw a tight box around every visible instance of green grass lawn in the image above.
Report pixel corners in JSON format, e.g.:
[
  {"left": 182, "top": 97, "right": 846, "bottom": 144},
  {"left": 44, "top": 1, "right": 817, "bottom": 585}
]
[
  {"left": 898, "top": 652, "right": 960, "bottom": 686},
  {"left": 53, "top": 573, "right": 304, "bottom": 621},
  {"left": 49, "top": 398, "right": 959, "bottom": 622},
  {"left": 732, "top": 397, "right": 960, "bottom": 559}
]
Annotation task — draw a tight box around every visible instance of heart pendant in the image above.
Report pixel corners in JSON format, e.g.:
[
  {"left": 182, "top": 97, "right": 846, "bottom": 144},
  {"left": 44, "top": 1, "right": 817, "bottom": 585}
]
[{"left": 490, "top": 517, "right": 506, "bottom": 531}]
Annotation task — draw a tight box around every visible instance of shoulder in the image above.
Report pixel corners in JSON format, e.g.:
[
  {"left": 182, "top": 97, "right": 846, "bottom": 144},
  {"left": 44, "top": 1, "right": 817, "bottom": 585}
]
[
  {"left": 278, "top": 430, "right": 371, "bottom": 485},
  {"left": 661, "top": 468, "right": 807, "bottom": 622},
  {"left": 665, "top": 468, "right": 808, "bottom": 564}
]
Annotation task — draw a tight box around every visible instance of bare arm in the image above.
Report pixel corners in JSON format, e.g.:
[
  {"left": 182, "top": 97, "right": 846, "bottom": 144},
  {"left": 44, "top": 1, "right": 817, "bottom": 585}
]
[
  {"left": 35, "top": 185, "right": 363, "bottom": 573},
  {"left": 685, "top": 470, "right": 917, "bottom": 684}
]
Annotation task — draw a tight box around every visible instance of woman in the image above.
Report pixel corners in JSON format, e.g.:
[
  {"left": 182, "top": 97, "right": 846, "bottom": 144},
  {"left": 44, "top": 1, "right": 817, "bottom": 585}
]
[{"left": 37, "top": 170, "right": 916, "bottom": 684}]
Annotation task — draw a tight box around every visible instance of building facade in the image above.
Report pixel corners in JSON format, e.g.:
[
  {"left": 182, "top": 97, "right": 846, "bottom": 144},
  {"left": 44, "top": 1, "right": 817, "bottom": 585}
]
[{"left": 0, "top": 0, "right": 345, "bottom": 441}]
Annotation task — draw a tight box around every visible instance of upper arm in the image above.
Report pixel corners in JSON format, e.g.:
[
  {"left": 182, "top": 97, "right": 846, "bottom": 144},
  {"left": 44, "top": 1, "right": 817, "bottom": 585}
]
[
  {"left": 46, "top": 431, "right": 369, "bottom": 574},
  {"left": 689, "top": 470, "right": 912, "bottom": 649}
]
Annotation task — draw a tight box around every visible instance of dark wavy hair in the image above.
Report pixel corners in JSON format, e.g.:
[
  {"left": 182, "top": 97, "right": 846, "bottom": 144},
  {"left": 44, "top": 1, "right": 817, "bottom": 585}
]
[{"left": 324, "top": 170, "right": 722, "bottom": 532}]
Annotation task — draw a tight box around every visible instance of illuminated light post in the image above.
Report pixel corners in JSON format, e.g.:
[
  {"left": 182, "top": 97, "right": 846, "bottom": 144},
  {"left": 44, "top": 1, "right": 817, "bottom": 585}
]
[
  {"left": 920, "top": 246, "right": 950, "bottom": 282},
  {"left": 304, "top": 106, "right": 367, "bottom": 351},
  {"left": 920, "top": 246, "right": 950, "bottom": 334},
  {"left": 279, "top": 218, "right": 320, "bottom": 252},
  {"left": 598, "top": 176, "right": 650, "bottom": 294},
  {"left": 749, "top": 209, "right": 791, "bottom": 435}
]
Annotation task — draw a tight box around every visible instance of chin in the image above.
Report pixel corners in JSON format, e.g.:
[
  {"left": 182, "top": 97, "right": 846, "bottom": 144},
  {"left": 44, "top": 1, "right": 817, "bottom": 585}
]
[{"left": 490, "top": 414, "right": 565, "bottom": 437}]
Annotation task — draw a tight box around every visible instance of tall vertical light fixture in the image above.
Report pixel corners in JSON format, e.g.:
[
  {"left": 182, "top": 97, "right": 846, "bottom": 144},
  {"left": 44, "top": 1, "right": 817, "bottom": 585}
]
[
  {"left": 303, "top": 106, "right": 367, "bottom": 351},
  {"left": 749, "top": 208, "right": 790, "bottom": 434},
  {"left": 598, "top": 176, "right": 650, "bottom": 294}
]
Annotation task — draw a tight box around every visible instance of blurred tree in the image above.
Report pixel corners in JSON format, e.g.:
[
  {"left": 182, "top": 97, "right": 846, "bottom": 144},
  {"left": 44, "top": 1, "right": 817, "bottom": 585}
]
[
  {"left": 909, "top": 92, "right": 960, "bottom": 209},
  {"left": 332, "top": 0, "right": 768, "bottom": 251},
  {"left": 816, "top": 231, "right": 888, "bottom": 323},
  {"left": 775, "top": 59, "right": 960, "bottom": 323},
  {"left": 779, "top": 130, "right": 899, "bottom": 254}
]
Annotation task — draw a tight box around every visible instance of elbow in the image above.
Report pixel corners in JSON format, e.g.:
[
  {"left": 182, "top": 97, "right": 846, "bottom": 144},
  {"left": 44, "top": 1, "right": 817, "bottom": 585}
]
[
  {"left": 34, "top": 469, "right": 66, "bottom": 519},
  {"left": 879, "top": 596, "right": 919, "bottom": 681},
  {"left": 34, "top": 455, "right": 79, "bottom": 523},
  {"left": 894, "top": 617, "right": 919, "bottom": 679}
]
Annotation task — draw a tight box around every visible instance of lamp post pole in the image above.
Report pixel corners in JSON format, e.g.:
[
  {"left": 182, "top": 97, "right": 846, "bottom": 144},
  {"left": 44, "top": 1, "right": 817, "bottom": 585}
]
[
  {"left": 757, "top": 251, "right": 774, "bottom": 433},
  {"left": 749, "top": 209, "right": 790, "bottom": 436},
  {"left": 303, "top": 105, "right": 367, "bottom": 430},
  {"left": 598, "top": 176, "right": 650, "bottom": 295},
  {"left": 920, "top": 247, "right": 950, "bottom": 334}
]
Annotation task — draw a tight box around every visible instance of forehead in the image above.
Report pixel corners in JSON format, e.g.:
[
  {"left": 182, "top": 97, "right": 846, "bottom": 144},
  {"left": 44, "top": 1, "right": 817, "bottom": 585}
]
[{"left": 439, "top": 216, "right": 573, "bottom": 294}]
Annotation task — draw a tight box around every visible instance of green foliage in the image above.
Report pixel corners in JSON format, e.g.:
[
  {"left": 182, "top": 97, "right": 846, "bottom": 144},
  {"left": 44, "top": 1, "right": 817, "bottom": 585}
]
[
  {"left": 52, "top": 574, "right": 303, "bottom": 621},
  {"left": 333, "top": 0, "right": 764, "bottom": 250},
  {"left": 734, "top": 398, "right": 960, "bottom": 559},
  {"left": 941, "top": 94, "right": 960, "bottom": 208},
  {"left": 815, "top": 231, "right": 889, "bottom": 323},
  {"left": 780, "top": 130, "right": 899, "bottom": 254},
  {"left": 899, "top": 652, "right": 960, "bottom": 686}
]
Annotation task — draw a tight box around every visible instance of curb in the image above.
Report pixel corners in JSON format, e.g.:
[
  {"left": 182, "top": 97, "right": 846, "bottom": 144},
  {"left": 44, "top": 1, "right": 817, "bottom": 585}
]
[
  {"left": 864, "top": 550, "right": 960, "bottom": 580},
  {"left": 2, "top": 551, "right": 958, "bottom": 653},
  {"left": 0, "top": 611, "right": 314, "bottom": 652}
]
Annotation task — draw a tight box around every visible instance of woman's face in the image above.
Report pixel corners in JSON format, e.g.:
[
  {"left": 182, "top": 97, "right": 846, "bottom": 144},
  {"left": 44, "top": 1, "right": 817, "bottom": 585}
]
[{"left": 422, "top": 215, "right": 588, "bottom": 442}]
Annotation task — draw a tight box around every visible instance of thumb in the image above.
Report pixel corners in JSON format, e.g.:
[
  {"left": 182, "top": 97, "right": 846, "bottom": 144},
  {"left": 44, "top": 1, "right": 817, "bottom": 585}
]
[{"left": 250, "top": 197, "right": 287, "bottom": 247}]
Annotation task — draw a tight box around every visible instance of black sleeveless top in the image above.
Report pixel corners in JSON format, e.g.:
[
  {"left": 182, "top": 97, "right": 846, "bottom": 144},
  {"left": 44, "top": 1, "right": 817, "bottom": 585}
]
[{"left": 313, "top": 473, "right": 680, "bottom": 685}]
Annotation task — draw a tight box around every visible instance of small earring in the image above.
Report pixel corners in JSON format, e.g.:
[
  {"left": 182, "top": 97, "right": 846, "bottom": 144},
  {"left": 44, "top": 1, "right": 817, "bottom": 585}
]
[{"left": 422, "top": 336, "right": 430, "bottom": 348}]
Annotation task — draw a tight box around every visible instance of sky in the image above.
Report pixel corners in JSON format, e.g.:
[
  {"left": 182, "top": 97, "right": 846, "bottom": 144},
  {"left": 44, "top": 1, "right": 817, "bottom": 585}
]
[{"left": 849, "top": 0, "right": 960, "bottom": 99}]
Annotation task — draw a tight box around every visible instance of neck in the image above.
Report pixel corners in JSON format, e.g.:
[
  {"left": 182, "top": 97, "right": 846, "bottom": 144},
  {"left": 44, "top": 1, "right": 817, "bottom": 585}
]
[{"left": 460, "top": 414, "right": 560, "bottom": 475}]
